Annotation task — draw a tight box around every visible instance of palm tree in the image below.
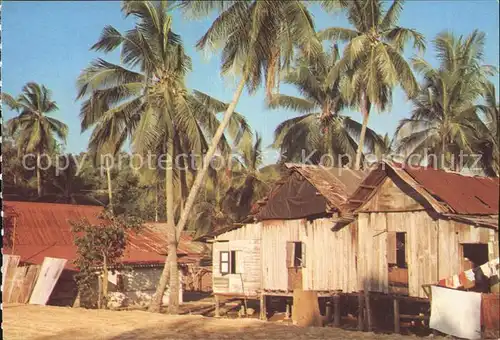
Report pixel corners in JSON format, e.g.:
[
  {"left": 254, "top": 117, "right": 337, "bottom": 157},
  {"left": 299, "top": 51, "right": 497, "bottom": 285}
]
[
  {"left": 318, "top": 0, "right": 425, "bottom": 169},
  {"left": 189, "top": 133, "right": 280, "bottom": 238},
  {"left": 269, "top": 43, "right": 383, "bottom": 166},
  {"left": 38, "top": 154, "right": 106, "bottom": 206},
  {"left": 475, "top": 82, "right": 499, "bottom": 176},
  {"left": 231, "top": 132, "right": 280, "bottom": 220},
  {"left": 77, "top": 1, "right": 252, "bottom": 313},
  {"left": 174, "top": 0, "right": 321, "bottom": 261},
  {"left": 3, "top": 83, "right": 68, "bottom": 197},
  {"left": 395, "top": 30, "right": 496, "bottom": 171}
]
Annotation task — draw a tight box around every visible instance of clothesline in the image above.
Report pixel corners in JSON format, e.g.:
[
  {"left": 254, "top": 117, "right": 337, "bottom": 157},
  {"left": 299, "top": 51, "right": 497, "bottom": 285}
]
[{"left": 436, "top": 257, "right": 499, "bottom": 290}]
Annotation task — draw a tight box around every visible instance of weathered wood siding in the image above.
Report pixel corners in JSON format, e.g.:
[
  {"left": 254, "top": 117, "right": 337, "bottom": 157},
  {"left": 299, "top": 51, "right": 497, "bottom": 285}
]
[
  {"left": 356, "top": 175, "right": 499, "bottom": 298},
  {"left": 358, "top": 211, "right": 498, "bottom": 298},
  {"left": 212, "top": 223, "right": 262, "bottom": 296},
  {"left": 261, "top": 218, "right": 358, "bottom": 293},
  {"left": 215, "top": 223, "right": 262, "bottom": 241}
]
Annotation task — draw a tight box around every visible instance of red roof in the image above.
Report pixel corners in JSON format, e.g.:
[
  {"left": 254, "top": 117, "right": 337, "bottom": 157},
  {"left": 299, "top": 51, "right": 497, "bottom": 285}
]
[
  {"left": 2, "top": 201, "right": 206, "bottom": 270},
  {"left": 394, "top": 163, "right": 499, "bottom": 215}
]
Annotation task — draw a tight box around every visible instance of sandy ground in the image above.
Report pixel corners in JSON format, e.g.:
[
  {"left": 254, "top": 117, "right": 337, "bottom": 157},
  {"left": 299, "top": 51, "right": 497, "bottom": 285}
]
[{"left": 3, "top": 304, "right": 435, "bottom": 340}]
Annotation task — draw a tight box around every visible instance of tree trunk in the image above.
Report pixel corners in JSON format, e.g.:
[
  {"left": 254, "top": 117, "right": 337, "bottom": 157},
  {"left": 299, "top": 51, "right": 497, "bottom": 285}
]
[
  {"left": 149, "top": 140, "right": 178, "bottom": 314},
  {"left": 439, "top": 138, "right": 446, "bottom": 170},
  {"left": 175, "top": 70, "right": 249, "bottom": 236},
  {"left": 167, "top": 237, "right": 179, "bottom": 314},
  {"left": 106, "top": 167, "right": 113, "bottom": 215},
  {"left": 148, "top": 249, "right": 172, "bottom": 313},
  {"left": 36, "top": 152, "right": 42, "bottom": 197},
  {"left": 155, "top": 183, "right": 159, "bottom": 222},
  {"left": 354, "top": 92, "right": 371, "bottom": 170},
  {"left": 102, "top": 253, "right": 109, "bottom": 310}
]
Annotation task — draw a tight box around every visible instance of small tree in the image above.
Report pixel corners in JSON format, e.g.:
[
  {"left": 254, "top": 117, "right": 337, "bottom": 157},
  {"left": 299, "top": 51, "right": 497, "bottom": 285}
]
[{"left": 71, "top": 211, "right": 142, "bottom": 309}]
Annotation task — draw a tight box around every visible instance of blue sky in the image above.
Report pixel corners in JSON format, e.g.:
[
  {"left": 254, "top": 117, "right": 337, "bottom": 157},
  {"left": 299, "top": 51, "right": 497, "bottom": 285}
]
[{"left": 2, "top": 1, "right": 499, "bottom": 164}]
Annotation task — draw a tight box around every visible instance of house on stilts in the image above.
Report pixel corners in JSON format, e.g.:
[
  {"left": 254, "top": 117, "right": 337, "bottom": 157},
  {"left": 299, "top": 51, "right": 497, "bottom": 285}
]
[
  {"left": 206, "top": 163, "right": 368, "bottom": 317},
  {"left": 206, "top": 161, "right": 499, "bottom": 331},
  {"left": 337, "top": 161, "right": 499, "bottom": 299}
]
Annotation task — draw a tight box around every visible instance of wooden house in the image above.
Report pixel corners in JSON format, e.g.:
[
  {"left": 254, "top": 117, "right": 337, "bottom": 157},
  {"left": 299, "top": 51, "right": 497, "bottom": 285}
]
[
  {"left": 208, "top": 164, "right": 368, "bottom": 305},
  {"left": 337, "top": 161, "right": 499, "bottom": 299}
]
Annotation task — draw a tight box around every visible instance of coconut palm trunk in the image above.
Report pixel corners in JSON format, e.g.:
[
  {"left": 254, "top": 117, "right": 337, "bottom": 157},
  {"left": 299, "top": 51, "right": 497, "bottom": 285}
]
[
  {"left": 354, "top": 92, "right": 371, "bottom": 170},
  {"left": 149, "top": 72, "right": 248, "bottom": 314},
  {"left": 175, "top": 71, "right": 249, "bottom": 236},
  {"left": 106, "top": 167, "right": 113, "bottom": 215},
  {"left": 150, "top": 137, "right": 179, "bottom": 313},
  {"left": 36, "top": 152, "right": 43, "bottom": 197}
]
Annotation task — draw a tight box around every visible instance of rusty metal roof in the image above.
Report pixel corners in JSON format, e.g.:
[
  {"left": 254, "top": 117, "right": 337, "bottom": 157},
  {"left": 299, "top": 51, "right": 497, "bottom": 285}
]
[
  {"left": 285, "top": 163, "right": 369, "bottom": 210},
  {"left": 343, "top": 162, "right": 499, "bottom": 229},
  {"left": 2, "top": 201, "right": 208, "bottom": 270},
  {"left": 404, "top": 166, "right": 499, "bottom": 215}
]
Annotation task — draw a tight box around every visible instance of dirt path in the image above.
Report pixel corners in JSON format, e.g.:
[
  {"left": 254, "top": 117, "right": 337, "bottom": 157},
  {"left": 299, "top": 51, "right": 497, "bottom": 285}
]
[{"left": 3, "top": 304, "right": 434, "bottom": 340}]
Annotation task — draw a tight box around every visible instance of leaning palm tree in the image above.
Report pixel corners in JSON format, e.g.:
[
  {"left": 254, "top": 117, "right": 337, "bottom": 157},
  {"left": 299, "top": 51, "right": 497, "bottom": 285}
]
[
  {"left": 174, "top": 0, "right": 321, "bottom": 261},
  {"left": 77, "top": 1, "right": 252, "bottom": 313},
  {"left": 3, "top": 83, "right": 68, "bottom": 197},
  {"left": 269, "top": 43, "right": 383, "bottom": 166},
  {"left": 189, "top": 133, "right": 280, "bottom": 238},
  {"left": 395, "top": 30, "right": 496, "bottom": 171},
  {"left": 319, "top": 0, "right": 425, "bottom": 169}
]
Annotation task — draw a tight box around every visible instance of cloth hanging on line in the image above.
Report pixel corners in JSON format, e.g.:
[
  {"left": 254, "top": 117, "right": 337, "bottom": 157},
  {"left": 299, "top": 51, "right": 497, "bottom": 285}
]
[
  {"left": 429, "top": 285, "right": 482, "bottom": 340},
  {"left": 437, "top": 257, "right": 499, "bottom": 290}
]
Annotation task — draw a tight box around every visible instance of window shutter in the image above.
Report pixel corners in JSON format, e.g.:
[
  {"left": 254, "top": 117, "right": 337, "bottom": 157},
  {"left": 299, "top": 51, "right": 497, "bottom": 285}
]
[
  {"left": 387, "top": 232, "right": 397, "bottom": 265},
  {"left": 301, "top": 242, "right": 306, "bottom": 268},
  {"left": 220, "top": 251, "right": 229, "bottom": 274},
  {"left": 286, "top": 242, "right": 295, "bottom": 268},
  {"left": 236, "top": 251, "right": 244, "bottom": 274}
]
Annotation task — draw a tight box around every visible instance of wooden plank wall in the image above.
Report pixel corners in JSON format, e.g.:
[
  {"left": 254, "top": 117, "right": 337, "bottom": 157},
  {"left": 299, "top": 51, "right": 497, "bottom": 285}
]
[
  {"left": 8, "top": 265, "right": 41, "bottom": 304},
  {"left": 215, "top": 223, "right": 261, "bottom": 241},
  {"left": 261, "top": 218, "right": 358, "bottom": 293},
  {"left": 359, "top": 211, "right": 498, "bottom": 298},
  {"left": 2, "top": 255, "right": 21, "bottom": 302},
  {"left": 212, "top": 225, "right": 262, "bottom": 297}
]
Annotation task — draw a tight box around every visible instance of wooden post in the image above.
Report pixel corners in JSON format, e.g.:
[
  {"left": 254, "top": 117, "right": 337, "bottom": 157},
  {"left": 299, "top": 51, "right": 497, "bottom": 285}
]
[
  {"left": 333, "top": 295, "right": 341, "bottom": 327},
  {"left": 260, "top": 293, "right": 267, "bottom": 320},
  {"left": 214, "top": 295, "right": 220, "bottom": 318},
  {"left": 285, "top": 303, "right": 290, "bottom": 320},
  {"left": 393, "top": 297, "right": 400, "bottom": 334},
  {"left": 365, "top": 290, "right": 372, "bottom": 331},
  {"left": 325, "top": 300, "right": 332, "bottom": 322},
  {"left": 358, "top": 292, "right": 364, "bottom": 331}
]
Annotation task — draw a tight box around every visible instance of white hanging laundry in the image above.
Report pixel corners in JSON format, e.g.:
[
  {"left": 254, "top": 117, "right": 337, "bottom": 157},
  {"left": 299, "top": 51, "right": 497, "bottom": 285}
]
[
  {"left": 465, "top": 269, "right": 475, "bottom": 282},
  {"left": 429, "top": 285, "right": 481, "bottom": 340},
  {"left": 480, "top": 262, "right": 493, "bottom": 278}
]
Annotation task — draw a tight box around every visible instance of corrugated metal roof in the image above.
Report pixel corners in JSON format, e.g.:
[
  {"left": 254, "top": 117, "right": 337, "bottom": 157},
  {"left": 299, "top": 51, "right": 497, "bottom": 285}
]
[
  {"left": 2, "top": 201, "right": 208, "bottom": 270},
  {"left": 403, "top": 166, "right": 499, "bottom": 215},
  {"left": 343, "top": 162, "right": 499, "bottom": 229}
]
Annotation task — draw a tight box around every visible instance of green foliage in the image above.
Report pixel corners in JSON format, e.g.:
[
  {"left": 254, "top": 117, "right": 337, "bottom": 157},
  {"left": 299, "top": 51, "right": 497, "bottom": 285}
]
[
  {"left": 71, "top": 211, "right": 142, "bottom": 308},
  {"left": 3, "top": 82, "right": 68, "bottom": 155},
  {"left": 268, "top": 43, "right": 384, "bottom": 166},
  {"left": 395, "top": 30, "right": 498, "bottom": 173}
]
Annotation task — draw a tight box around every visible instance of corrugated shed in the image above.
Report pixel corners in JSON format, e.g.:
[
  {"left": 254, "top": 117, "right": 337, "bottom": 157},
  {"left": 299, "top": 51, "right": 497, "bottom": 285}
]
[{"left": 2, "top": 201, "right": 208, "bottom": 270}]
